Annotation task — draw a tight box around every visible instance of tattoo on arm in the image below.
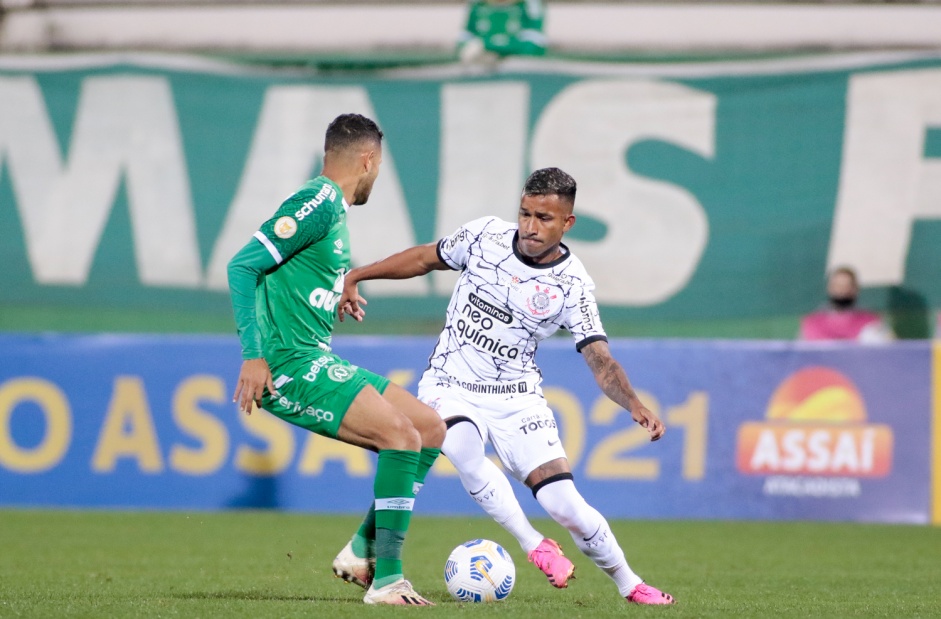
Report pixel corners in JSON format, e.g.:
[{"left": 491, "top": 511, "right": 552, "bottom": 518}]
[{"left": 583, "top": 343, "right": 637, "bottom": 410}]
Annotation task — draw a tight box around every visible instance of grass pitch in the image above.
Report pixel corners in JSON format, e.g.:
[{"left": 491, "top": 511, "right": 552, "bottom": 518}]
[{"left": 0, "top": 510, "right": 938, "bottom": 618}]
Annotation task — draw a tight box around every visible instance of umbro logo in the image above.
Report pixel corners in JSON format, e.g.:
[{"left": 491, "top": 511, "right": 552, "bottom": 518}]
[{"left": 377, "top": 497, "right": 416, "bottom": 511}]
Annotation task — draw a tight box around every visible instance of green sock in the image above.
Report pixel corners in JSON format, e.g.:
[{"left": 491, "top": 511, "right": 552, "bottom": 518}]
[
  {"left": 372, "top": 449, "right": 420, "bottom": 588},
  {"left": 413, "top": 447, "right": 441, "bottom": 496},
  {"left": 352, "top": 447, "right": 440, "bottom": 561},
  {"left": 351, "top": 507, "right": 375, "bottom": 559}
]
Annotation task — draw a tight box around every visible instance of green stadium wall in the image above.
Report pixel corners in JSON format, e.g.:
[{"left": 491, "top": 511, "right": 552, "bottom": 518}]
[{"left": 1, "top": 52, "right": 940, "bottom": 338}]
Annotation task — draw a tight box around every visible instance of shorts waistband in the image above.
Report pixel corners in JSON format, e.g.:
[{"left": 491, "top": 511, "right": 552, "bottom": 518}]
[{"left": 439, "top": 376, "right": 540, "bottom": 397}]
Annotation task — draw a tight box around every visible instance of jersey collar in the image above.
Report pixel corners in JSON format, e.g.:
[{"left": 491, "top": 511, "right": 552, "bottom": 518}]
[{"left": 512, "top": 231, "right": 571, "bottom": 269}]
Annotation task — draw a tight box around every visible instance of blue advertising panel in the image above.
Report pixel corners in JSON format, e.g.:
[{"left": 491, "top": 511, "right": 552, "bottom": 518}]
[{"left": 0, "top": 334, "right": 932, "bottom": 523}]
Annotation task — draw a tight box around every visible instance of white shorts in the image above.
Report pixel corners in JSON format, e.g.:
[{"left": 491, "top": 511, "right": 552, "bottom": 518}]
[{"left": 417, "top": 376, "right": 567, "bottom": 482}]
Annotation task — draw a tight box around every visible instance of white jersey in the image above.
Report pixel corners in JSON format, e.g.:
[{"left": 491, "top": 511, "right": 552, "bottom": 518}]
[{"left": 423, "top": 216, "right": 607, "bottom": 395}]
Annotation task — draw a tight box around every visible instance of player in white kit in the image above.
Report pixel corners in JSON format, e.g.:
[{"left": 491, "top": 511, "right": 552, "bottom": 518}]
[{"left": 338, "top": 168, "right": 675, "bottom": 605}]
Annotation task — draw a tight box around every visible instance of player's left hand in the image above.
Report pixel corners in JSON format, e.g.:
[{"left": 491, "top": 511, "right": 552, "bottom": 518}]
[
  {"left": 233, "top": 357, "right": 277, "bottom": 415},
  {"left": 632, "top": 406, "right": 665, "bottom": 441}
]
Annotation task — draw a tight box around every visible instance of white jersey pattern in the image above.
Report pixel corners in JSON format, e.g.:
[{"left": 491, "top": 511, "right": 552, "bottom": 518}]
[{"left": 423, "top": 216, "right": 607, "bottom": 396}]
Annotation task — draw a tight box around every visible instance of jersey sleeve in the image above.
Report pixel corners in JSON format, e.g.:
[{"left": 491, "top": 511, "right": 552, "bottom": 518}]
[
  {"left": 563, "top": 280, "right": 608, "bottom": 353},
  {"left": 227, "top": 239, "right": 278, "bottom": 359},
  {"left": 253, "top": 183, "right": 343, "bottom": 266},
  {"left": 436, "top": 216, "right": 497, "bottom": 271}
]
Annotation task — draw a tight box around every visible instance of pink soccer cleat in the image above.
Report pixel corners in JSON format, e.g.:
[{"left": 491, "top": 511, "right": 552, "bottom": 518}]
[
  {"left": 527, "top": 538, "right": 575, "bottom": 588},
  {"left": 626, "top": 582, "right": 676, "bottom": 605}
]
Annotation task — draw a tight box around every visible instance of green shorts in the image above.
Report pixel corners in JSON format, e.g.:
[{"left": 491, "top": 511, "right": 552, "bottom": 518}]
[{"left": 262, "top": 351, "right": 390, "bottom": 439}]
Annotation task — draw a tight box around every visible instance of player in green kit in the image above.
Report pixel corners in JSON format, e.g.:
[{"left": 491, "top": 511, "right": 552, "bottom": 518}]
[{"left": 227, "top": 113, "right": 444, "bottom": 606}]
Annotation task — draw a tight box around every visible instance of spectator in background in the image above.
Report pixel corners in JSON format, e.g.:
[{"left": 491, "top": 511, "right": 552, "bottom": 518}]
[
  {"left": 458, "top": 0, "right": 547, "bottom": 65},
  {"left": 799, "top": 266, "right": 894, "bottom": 343}
]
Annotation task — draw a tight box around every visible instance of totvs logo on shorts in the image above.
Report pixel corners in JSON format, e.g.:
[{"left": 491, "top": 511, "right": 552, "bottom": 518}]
[{"left": 736, "top": 367, "right": 893, "bottom": 479}]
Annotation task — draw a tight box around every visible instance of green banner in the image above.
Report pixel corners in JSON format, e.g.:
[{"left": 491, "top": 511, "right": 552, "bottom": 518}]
[{"left": 1, "top": 54, "right": 940, "bottom": 337}]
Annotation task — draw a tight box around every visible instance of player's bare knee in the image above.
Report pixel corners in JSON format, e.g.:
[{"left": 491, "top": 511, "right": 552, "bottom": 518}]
[
  {"left": 423, "top": 416, "right": 446, "bottom": 449},
  {"left": 379, "top": 415, "right": 422, "bottom": 451},
  {"left": 400, "top": 425, "right": 422, "bottom": 452}
]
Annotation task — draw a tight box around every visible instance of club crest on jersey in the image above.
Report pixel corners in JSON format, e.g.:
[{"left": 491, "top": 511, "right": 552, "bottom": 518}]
[
  {"left": 274, "top": 216, "right": 297, "bottom": 239},
  {"left": 327, "top": 364, "right": 353, "bottom": 382},
  {"left": 526, "top": 285, "right": 557, "bottom": 316}
]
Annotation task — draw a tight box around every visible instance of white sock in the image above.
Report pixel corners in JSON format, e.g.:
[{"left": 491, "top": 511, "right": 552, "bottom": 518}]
[
  {"left": 534, "top": 478, "right": 643, "bottom": 596},
  {"left": 444, "top": 420, "right": 545, "bottom": 552}
]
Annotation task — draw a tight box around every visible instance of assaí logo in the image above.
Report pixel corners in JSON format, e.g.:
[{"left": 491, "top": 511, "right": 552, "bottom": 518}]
[{"left": 735, "top": 367, "right": 893, "bottom": 498}]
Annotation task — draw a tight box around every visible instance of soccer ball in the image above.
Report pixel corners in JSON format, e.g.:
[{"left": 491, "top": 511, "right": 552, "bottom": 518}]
[{"left": 444, "top": 539, "right": 515, "bottom": 603}]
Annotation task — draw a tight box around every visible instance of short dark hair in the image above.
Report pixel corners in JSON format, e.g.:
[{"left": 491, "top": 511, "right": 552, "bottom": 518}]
[
  {"left": 523, "top": 167, "right": 577, "bottom": 204},
  {"left": 324, "top": 113, "right": 383, "bottom": 153}
]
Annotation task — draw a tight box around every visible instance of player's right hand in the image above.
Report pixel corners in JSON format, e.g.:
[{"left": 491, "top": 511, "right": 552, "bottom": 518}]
[
  {"left": 338, "top": 278, "right": 367, "bottom": 322},
  {"left": 632, "top": 405, "right": 666, "bottom": 441},
  {"left": 233, "top": 357, "right": 277, "bottom": 414}
]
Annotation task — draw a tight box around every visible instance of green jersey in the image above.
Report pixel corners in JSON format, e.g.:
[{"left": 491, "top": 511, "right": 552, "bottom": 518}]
[
  {"left": 460, "top": 0, "right": 546, "bottom": 57},
  {"left": 229, "top": 176, "right": 350, "bottom": 364}
]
